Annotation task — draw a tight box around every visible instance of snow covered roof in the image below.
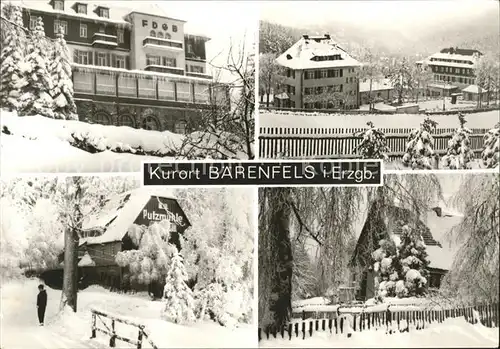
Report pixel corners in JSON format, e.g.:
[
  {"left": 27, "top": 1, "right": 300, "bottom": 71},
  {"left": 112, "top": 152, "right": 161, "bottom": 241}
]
[
  {"left": 429, "top": 52, "right": 478, "bottom": 63},
  {"left": 276, "top": 36, "right": 361, "bottom": 70},
  {"left": 462, "top": 85, "right": 488, "bottom": 94},
  {"left": 18, "top": 1, "right": 132, "bottom": 26},
  {"left": 78, "top": 251, "right": 96, "bottom": 267},
  {"left": 80, "top": 187, "right": 178, "bottom": 245},
  {"left": 428, "top": 83, "right": 458, "bottom": 90},
  {"left": 359, "top": 78, "right": 394, "bottom": 93}
]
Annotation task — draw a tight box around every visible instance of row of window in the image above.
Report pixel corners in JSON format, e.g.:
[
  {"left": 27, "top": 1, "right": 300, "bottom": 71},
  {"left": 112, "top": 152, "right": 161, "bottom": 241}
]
[
  {"left": 304, "top": 101, "right": 357, "bottom": 110},
  {"left": 434, "top": 74, "right": 475, "bottom": 85},
  {"left": 310, "top": 54, "right": 343, "bottom": 62},
  {"left": 148, "top": 31, "right": 173, "bottom": 40},
  {"left": 52, "top": 0, "right": 110, "bottom": 18},
  {"left": 29, "top": 16, "right": 126, "bottom": 44},
  {"left": 430, "top": 58, "right": 473, "bottom": 65},
  {"left": 75, "top": 50, "right": 127, "bottom": 68},
  {"left": 433, "top": 65, "right": 473, "bottom": 75},
  {"left": 73, "top": 71, "right": 210, "bottom": 103},
  {"left": 186, "top": 65, "right": 205, "bottom": 74},
  {"left": 304, "top": 68, "right": 345, "bottom": 80},
  {"left": 305, "top": 85, "right": 344, "bottom": 95},
  {"left": 91, "top": 113, "right": 188, "bottom": 134},
  {"left": 146, "top": 55, "right": 176, "bottom": 68}
]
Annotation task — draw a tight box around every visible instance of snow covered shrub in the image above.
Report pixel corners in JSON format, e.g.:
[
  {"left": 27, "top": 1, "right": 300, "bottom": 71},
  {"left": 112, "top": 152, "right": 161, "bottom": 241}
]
[
  {"left": 372, "top": 238, "right": 399, "bottom": 300},
  {"left": 162, "top": 246, "right": 196, "bottom": 324},
  {"left": 354, "top": 121, "right": 391, "bottom": 160},
  {"left": 402, "top": 117, "right": 438, "bottom": 169},
  {"left": 442, "top": 113, "right": 475, "bottom": 169},
  {"left": 116, "top": 222, "right": 177, "bottom": 289},
  {"left": 0, "top": 5, "right": 27, "bottom": 110},
  {"left": 18, "top": 17, "right": 54, "bottom": 118},
  {"left": 49, "top": 26, "right": 77, "bottom": 120},
  {"left": 481, "top": 123, "right": 500, "bottom": 168},
  {"left": 397, "top": 225, "right": 429, "bottom": 297}
]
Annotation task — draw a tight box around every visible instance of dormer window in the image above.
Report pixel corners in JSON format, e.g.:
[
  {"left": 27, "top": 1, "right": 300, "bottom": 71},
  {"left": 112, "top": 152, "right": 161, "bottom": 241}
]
[
  {"left": 77, "top": 4, "right": 87, "bottom": 14},
  {"left": 54, "top": 0, "right": 64, "bottom": 10},
  {"left": 100, "top": 8, "right": 109, "bottom": 18}
]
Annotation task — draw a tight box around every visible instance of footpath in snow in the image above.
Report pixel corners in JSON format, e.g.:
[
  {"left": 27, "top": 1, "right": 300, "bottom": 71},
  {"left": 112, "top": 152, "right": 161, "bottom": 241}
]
[{"left": 0, "top": 279, "right": 257, "bottom": 348}]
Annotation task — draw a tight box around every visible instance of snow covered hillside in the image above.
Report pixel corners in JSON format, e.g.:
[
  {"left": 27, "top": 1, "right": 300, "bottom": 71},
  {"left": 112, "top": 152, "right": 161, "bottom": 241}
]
[
  {"left": 259, "top": 317, "right": 499, "bottom": 348},
  {"left": 0, "top": 279, "right": 257, "bottom": 348}
]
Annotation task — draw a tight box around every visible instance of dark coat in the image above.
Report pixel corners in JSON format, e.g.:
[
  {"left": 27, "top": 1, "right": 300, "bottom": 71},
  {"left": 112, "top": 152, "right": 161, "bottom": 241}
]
[{"left": 37, "top": 290, "right": 47, "bottom": 308}]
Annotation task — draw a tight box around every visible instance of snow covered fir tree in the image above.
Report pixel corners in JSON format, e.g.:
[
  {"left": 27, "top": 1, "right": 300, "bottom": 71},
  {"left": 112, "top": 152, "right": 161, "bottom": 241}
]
[
  {"left": 481, "top": 122, "right": 500, "bottom": 169},
  {"left": 0, "top": 177, "right": 255, "bottom": 347},
  {"left": 442, "top": 113, "right": 475, "bottom": 169},
  {"left": 354, "top": 121, "right": 391, "bottom": 160},
  {"left": 402, "top": 117, "right": 438, "bottom": 170},
  {"left": 258, "top": 174, "right": 499, "bottom": 346},
  {"left": 162, "top": 246, "right": 196, "bottom": 325}
]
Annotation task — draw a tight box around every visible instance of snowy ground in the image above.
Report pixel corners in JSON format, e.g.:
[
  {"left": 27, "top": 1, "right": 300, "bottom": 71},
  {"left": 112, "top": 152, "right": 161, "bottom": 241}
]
[
  {"left": 259, "top": 317, "right": 499, "bottom": 348},
  {"left": 0, "top": 279, "right": 257, "bottom": 348},
  {"left": 259, "top": 110, "right": 499, "bottom": 130},
  {"left": 384, "top": 158, "right": 486, "bottom": 171},
  {"left": 0, "top": 110, "right": 248, "bottom": 173}
]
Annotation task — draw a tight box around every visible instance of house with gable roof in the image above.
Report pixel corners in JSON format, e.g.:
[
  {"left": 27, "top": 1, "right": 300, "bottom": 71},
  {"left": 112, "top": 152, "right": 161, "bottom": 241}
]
[
  {"left": 349, "top": 201, "right": 462, "bottom": 301},
  {"left": 41, "top": 188, "right": 191, "bottom": 296}
]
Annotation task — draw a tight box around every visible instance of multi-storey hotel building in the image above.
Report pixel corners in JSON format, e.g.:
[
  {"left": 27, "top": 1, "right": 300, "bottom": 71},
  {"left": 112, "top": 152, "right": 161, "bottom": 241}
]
[
  {"left": 418, "top": 47, "right": 482, "bottom": 97},
  {"left": 19, "top": 0, "right": 229, "bottom": 132},
  {"left": 274, "top": 34, "right": 361, "bottom": 110}
]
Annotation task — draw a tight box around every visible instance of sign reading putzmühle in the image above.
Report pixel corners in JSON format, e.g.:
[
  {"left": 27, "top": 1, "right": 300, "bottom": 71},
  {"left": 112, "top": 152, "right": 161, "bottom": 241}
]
[{"left": 142, "top": 161, "right": 383, "bottom": 186}]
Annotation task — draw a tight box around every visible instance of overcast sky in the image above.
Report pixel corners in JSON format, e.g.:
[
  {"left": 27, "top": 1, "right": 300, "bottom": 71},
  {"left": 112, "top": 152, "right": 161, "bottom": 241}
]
[{"left": 260, "top": 0, "right": 497, "bottom": 30}]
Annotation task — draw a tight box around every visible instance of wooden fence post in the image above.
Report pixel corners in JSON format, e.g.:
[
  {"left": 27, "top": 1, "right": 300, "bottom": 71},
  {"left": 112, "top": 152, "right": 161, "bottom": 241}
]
[
  {"left": 110, "top": 319, "right": 116, "bottom": 347},
  {"left": 137, "top": 329, "right": 143, "bottom": 349},
  {"left": 91, "top": 313, "right": 96, "bottom": 339}
]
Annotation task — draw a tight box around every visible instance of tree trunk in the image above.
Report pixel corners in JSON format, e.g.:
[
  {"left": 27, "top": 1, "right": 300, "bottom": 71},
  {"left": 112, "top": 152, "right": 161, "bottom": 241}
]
[
  {"left": 266, "top": 93, "right": 270, "bottom": 108},
  {"left": 258, "top": 188, "right": 293, "bottom": 333},
  {"left": 369, "top": 78, "right": 373, "bottom": 111},
  {"left": 61, "top": 227, "right": 79, "bottom": 312}
]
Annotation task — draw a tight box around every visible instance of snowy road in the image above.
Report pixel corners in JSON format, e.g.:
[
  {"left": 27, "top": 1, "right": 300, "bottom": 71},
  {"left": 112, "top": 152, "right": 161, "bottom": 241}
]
[{"left": 1, "top": 326, "right": 105, "bottom": 349}]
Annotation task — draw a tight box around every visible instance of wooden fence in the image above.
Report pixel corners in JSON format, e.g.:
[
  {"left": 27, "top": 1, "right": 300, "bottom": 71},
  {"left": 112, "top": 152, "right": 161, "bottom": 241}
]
[
  {"left": 90, "top": 308, "right": 158, "bottom": 349},
  {"left": 258, "top": 303, "right": 499, "bottom": 341},
  {"left": 258, "top": 127, "right": 488, "bottom": 160}
]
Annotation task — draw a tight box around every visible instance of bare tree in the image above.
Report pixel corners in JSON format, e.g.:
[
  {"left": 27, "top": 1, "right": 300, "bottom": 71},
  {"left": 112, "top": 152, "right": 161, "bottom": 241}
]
[
  {"left": 178, "top": 36, "right": 255, "bottom": 160},
  {"left": 259, "top": 53, "right": 284, "bottom": 107}
]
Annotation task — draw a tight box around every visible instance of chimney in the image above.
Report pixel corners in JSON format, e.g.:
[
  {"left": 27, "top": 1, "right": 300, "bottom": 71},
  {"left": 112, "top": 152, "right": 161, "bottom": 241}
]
[
  {"left": 324, "top": 33, "right": 331, "bottom": 39},
  {"left": 302, "top": 34, "right": 309, "bottom": 39}
]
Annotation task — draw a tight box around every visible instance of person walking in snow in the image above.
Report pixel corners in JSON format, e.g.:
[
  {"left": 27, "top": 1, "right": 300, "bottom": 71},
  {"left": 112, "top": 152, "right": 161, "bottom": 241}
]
[{"left": 37, "top": 284, "right": 47, "bottom": 326}]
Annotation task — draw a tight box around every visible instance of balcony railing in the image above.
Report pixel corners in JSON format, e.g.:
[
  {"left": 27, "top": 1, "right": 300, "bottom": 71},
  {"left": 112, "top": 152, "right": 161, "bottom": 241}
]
[
  {"left": 143, "top": 37, "right": 183, "bottom": 50},
  {"left": 92, "top": 33, "right": 118, "bottom": 47},
  {"left": 144, "top": 65, "right": 184, "bottom": 76},
  {"left": 72, "top": 65, "right": 214, "bottom": 105},
  {"left": 186, "top": 72, "right": 213, "bottom": 80}
]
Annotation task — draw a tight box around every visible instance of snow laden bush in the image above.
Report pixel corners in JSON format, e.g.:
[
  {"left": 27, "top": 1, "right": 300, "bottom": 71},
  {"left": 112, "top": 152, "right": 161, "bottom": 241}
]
[
  {"left": 162, "top": 245, "right": 196, "bottom": 325},
  {"left": 0, "top": 6, "right": 26, "bottom": 110},
  {"left": 18, "top": 17, "right": 54, "bottom": 118},
  {"left": 481, "top": 122, "right": 500, "bottom": 168},
  {"left": 402, "top": 117, "right": 438, "bottom": 169},
  {"left": 178, "top": 188, "right": 254, "bottom": 326},
  {"left": 396, "top": 225, "right": 430, "bottom": 297},
  {"left": 49, "top": 26, "right": 77, "bottom": 120},
  {"left": 353, "top": 121, "right": 391, "bottom": 160},
  {"left": 372, "top": 238, "right": 399, "bottom": 301},
  {"left": 116, "top": 221, "right": 177, "bottom": 288},
  {"left": 442, "top": 113, "right": 474, "bottom": 169}
]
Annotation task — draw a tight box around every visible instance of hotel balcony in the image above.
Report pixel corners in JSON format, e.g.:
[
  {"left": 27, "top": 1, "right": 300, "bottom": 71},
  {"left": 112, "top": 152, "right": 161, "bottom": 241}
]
[
  {"left": 143, "top": 37, "right": 184, "bottom": 52},
  {"left": 71, "top": 64, "right": 214, "bottom": 106},
  {"left": 92, "top": 33, "right": 118, "bottom": 48},
  {"left": 144, "top": 65, "right": 185, "bottom": 76},
  {"left": 186, "top": 72, "right": 213, "bottom": 80}
]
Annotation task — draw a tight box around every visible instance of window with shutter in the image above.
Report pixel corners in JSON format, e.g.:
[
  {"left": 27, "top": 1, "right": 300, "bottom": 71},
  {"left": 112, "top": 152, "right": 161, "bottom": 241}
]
[{"left": 111, "top": 54, "right": 116, "bottom": 68}]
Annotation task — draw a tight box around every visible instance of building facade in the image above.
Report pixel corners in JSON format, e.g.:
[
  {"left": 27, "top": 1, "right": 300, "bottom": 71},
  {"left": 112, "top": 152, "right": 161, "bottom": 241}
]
[
  {"left": 274, "top": 34, "right": 361, "bottom": 110},
  {"left": 20, "top": 0, "right": 229, "bottom": 132},
  {"left": 418, "top": 47, "right": 482, "bottom": 97},
  {"left": 358, "top": 78, "right": 394, "bottom": 105}
]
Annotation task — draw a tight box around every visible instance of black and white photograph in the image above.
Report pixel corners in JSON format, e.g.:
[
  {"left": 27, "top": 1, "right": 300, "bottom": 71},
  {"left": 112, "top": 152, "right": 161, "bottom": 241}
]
[
  {"left": 258, "top": 173, "right": 499, "bottom": 347},
  {"left": 0, "top": 176, "right": 256, "bottom": 348},
  {"left": 0, "top": 0, "right": 256, "bottom": 174},
  {"left": 258, "top": 0, "right": 499, "bottom": 170}
]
